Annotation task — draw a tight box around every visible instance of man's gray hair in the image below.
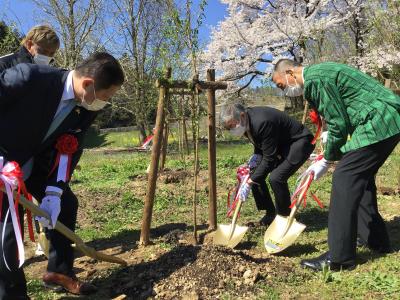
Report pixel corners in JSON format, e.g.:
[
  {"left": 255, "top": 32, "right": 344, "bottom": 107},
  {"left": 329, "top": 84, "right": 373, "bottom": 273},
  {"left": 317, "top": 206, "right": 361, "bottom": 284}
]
[
  {"left": 273, "top": 59, "right": 302, "bottom": 74},
  {"left": 220, "top": 103, "right": 246, "bottom": 123}
]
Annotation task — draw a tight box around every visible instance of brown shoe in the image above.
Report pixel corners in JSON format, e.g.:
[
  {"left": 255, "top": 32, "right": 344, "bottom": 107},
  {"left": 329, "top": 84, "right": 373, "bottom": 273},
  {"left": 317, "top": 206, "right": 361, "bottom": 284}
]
[{"left": 43, "top": 272, "right": 97, "bottom": 295}]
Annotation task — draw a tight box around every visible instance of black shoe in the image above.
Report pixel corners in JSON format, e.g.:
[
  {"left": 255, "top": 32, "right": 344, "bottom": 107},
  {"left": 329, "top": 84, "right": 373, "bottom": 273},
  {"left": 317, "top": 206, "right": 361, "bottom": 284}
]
[
  {"left": 300, "top": 251, "right": 356, "bottom": 271},
  {"left": 357, "top": 237, "right": 392, "bottom": 254},
  {"left": 259, "top": 214, "right": 276, "bottom": 226}
]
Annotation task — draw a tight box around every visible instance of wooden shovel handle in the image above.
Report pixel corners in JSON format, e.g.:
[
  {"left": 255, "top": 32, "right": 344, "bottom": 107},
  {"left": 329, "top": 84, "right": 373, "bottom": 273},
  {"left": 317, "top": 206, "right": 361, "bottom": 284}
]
[
  {"left": 3, "top": 188, "right": 127, "bottom": 266},
  {"left": 289, "top": 173, "right": 312, "bottom": 218},
  {"left": 283, "top": 173, "right": 312, "bottom": 234}
]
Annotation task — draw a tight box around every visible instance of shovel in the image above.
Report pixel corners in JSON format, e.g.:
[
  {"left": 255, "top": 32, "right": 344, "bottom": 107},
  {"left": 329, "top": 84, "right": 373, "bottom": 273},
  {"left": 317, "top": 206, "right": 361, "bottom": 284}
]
[
  {"left": 213, "top": 200, "right": 248, "bottom": 248},
  {"left": 214, "top": 173, "right": 249, "bottom": 248},
  {"left": 31, "top": 196, "right": 50, "bottom": 258},
  {"left": 2, "top": 188, "right": 128, "bottom": 266},
  {"left": 264, "top": 173, "right": 313, "bottom": 254}
]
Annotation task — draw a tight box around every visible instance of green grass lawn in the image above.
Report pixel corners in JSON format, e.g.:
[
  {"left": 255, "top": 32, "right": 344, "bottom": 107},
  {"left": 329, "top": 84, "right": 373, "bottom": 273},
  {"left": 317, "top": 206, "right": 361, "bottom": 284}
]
[
  {"left": 26, "top": 130, "right": 400, "bottom": 299},
  {"left": 83, "top": 126, "right": 239, "bottom": 149}
]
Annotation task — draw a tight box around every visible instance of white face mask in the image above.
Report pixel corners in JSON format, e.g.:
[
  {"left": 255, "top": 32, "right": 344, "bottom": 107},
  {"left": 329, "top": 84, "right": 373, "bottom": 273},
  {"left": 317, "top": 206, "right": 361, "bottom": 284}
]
[
  {"left": 33, "top": 53, "right": 52, "bottom": 65},
  {"left": 80, "top": 84, "right": 109, "bottom": 111},
  {"left": 284, "top": 74, "right": 303, "bottom": 97},
  {"left": 230, "top": 123, "right": 246, "bottom": 137},
  {"left": 81, "top": 99, "right": 108, "bottom": 111}
]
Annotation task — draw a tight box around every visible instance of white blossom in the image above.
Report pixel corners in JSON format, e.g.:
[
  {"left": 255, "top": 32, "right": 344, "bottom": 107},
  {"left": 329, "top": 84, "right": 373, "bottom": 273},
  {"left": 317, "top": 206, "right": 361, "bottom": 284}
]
[{"left": 202, "top": 0, "right": 361, "bottom": 93}]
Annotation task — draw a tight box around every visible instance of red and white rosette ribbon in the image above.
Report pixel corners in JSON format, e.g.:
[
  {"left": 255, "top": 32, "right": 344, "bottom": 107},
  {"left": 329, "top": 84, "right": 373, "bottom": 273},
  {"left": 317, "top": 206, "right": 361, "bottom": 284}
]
[
  {"left": 49, "top": 134, "right": 78, "bottom": 182},
  {"left": 0, "top": 157, "right": 34, "bottom": 269},
  {"left": 227, "top": 165, "right": 250, "bottom": 218},
  {"left": 309, "top": 109, "right": 322, "bottom": 145}
]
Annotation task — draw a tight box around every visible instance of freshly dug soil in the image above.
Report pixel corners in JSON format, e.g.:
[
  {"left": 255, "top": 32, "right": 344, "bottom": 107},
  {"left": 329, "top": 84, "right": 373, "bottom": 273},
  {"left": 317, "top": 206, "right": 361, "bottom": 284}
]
[{"left": 101, "top": 243, "right": 295, "bottom": 300}]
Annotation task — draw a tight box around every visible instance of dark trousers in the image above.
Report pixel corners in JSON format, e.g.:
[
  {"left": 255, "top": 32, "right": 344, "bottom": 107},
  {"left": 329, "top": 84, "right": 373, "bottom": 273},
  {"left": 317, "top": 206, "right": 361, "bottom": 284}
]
[
  {"left": 328, "top": 133, "right": 400, "bottom": 263},
  {"left": 27, "top": 184, "right": 78, "bottom": 276},
  {"left": 45, "top": 187, "right": 78, "bottom": 275},
  {"left": 0, "top": 185, "right": 78, "bottom": 299},
  {"left": 251, "top": 137, "right": 314, "bottom": 216}
]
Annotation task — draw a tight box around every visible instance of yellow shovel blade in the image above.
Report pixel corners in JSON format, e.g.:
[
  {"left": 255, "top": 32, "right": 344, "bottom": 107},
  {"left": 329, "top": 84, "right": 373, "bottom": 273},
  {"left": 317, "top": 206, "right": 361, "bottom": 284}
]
[
  {"left": 264, "top": 215, "right": 306, "bottom": 254},
  {"left": 213, "top": 224, "right": 248, "bottom": 248}
]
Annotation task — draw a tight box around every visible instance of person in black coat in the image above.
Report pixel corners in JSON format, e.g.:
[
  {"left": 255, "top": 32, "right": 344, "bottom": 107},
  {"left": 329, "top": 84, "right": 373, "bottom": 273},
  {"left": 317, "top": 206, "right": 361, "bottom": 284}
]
[
  {"left": 220, "top": 103, "right": 315, "bottom": 225},
  {"left": 0, "top": 52, "right": 124, "bottom": 299},
  {"left": 0, "top": 24, "right": 59, "bottom": 70},
  {"left": 0, "top": 24, "right": 60, "bottom": 259}
]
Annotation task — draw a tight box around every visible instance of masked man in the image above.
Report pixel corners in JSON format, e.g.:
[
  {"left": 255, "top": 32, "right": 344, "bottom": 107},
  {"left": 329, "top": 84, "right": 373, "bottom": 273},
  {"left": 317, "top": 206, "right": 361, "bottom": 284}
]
[
  {"left": 0, "top": 24, "right": 59, "bottom": 69},
  {"left": 272, "top": 59, "right": 400, "bottom": 271},
  {"left": 220, "top": 103, "right": 315, "bottom": 225},
  {"left": 0, "top": 52, "right": 124, "bottom": 299}
]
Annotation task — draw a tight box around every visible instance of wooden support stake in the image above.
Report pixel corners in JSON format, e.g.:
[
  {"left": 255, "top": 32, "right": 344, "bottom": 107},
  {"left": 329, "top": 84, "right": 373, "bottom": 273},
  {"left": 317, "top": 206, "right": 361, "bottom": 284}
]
[
  {"left": 160, "top": 122, "right": 169, "bottom": 170},
  {"left": 170, "top": 90, "right": 196, "bottom": 96},
  {"left": 192, "top": 89, "right": 200, "bottom": 245},
  {"left": 160, "top": 89, "right": 172, "bottom": 170},
  {"left": 301, "top": 100, "right": 309, "bottom": 125},
  {"left": 207, "top": 69, "right": 217, "bottom": 230},
  {"left": 156, "top": 78, "right": 227, "bottom": 91},
  {"left": 140, "top": 68, "right": 171, "bottom": 245}
]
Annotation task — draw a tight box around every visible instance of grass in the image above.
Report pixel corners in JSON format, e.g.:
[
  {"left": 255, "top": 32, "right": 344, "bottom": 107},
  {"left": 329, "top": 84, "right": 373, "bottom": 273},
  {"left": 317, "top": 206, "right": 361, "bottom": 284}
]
[
  {"left": 83, "top": 126, "right": 241, "bottom": 149},
  {"left": 25, "top": 130, "right": 400, "bottom": 299}
]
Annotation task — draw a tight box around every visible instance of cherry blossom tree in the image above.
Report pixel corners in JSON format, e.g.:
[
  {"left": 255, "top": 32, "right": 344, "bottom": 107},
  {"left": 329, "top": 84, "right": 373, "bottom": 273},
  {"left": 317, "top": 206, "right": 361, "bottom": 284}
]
[
  {"left": 202, "top": 0, "right": 361, "bottom": 93},
  {"left": 352, "top": 0, "right": 400, "bottom": 78}
]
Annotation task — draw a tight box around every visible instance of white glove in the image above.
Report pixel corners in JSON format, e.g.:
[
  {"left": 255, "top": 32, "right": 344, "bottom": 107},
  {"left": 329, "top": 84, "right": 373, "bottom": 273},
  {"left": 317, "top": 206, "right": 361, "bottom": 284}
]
[
  {"left": 238, "top": 182, "right": 251, "bottom": 201},
  {"left": 306, "top": 158, "right": 332, "bottom": 180},
  {"left": 248, "top": 154, "right": 262, "bottom": 169},
  {"left": 36, "top": 194, "right": 61, "bottom": 229},
  {"left": 320, "top": 131, "right": 328, "bottom": 144}
]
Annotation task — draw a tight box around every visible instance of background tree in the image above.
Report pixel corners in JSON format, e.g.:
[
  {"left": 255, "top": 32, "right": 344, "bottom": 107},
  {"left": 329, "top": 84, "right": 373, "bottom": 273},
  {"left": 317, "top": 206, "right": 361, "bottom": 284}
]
[
  {"left": 31, "top": 0, "right": 104, "bottom": 68},
  {"left": 355, "top": 0, "right": 400, "bottom": 80},
  {"left": 202, "top": 0, "right": 360, "bottom": 95},
  {"left": 0, "top": 21, "right": 22, "bottom": 56},
  {"left": 108, "top": 0, "right": 171, "bottom": 142}
]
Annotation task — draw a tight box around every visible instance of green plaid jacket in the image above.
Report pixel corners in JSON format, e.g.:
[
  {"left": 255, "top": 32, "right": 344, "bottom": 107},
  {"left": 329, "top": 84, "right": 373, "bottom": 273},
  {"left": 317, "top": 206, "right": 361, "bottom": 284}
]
[{"left": 304, "top": 62, "right": 400, "bottom": 161}]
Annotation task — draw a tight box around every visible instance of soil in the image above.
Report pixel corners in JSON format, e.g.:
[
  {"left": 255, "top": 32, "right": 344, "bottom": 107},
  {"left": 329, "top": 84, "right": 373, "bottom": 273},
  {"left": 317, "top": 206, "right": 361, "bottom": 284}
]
[
  {"left": 19, "top": 166, "right": 299, "bottom": 299},
  {"left": 158, "top": 169, "right": 192, "bottom": 184},
  {"left": 23, "top": 224, "right": 297, "bottom": 300}
]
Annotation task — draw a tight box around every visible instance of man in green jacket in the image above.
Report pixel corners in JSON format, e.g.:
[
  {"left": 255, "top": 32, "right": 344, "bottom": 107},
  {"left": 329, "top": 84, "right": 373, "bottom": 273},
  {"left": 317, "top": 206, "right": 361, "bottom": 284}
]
[{"left": 272, "top": 59, "right": 400, "bottom": 271}]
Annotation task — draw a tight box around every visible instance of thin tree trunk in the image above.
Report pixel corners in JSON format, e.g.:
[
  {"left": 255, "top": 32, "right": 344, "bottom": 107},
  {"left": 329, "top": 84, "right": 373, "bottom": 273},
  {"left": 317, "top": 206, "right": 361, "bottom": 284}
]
[{"left": 183, "top": 118, "right": 189, "bottom": 155}]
